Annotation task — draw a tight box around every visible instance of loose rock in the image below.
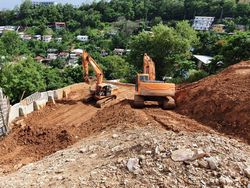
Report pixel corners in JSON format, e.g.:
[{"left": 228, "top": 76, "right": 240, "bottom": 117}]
[
  {"left": 244, "top": 167, "right": 250, "bottom": 178},
  {"left": 127, "top": 158, "right": 140, "bottom": 172},
  {"left": 191, "top": 149, "right": 208, "bottom": 160},
  {"left": 205, "top": 157, "right": 219, "bottom": 170},
  {"left": 171, "top": 149, "right": 195, "bottom": 162}
]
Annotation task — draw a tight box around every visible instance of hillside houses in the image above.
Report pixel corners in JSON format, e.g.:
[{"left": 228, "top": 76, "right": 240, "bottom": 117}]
[
  {"left": 34, "top": 49, "right": 81, "bottom": 67},
  {"left": 42, "top": 35, "right": 53, "bottom": 42},
  {"left": 192, "top": 16, "right": 215, "bottom": 31},
  {"left": 32, "top": 1, "right": 57, "bottom": 6},
  {"left": 77, "top": 35, "right": 89, "bottom": 42},
  {"left": 0, "top": 26, "right": 17, "bottom": 35},
  {"left": 33, "top": 35, "right": 42, "bottom": 40},
  {"left": 113, "top": 48, "right": 131, "bottom": 56},
  {"left": 22, "top": 35, "right": 32, "bottom": 41},
  {"left": 49, "top": 22, "right": 66, "bottom": 30},
  {"left": 212, "top": 24, "right": 225, "bottom": 33}
]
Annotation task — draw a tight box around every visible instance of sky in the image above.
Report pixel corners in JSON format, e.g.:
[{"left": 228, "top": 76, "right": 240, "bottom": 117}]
[{"left": 0, "top": 0, "right": 95, "bottom": 10}]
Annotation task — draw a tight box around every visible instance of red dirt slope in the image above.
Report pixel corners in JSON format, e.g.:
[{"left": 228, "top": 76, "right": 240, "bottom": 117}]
[{"left": 176, "top": 61, "right": 250, "bottom": 143}]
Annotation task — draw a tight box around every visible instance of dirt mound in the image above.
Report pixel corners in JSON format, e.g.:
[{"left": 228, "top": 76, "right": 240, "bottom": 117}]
[
  {"left": 0, "top": 85, "right": 136, "bottom": 174},
  {"left": 17, "top": 126, "right": 72, "bottom": 151},
  {"left": 80, "top": 100, "right": 149, "bottom": 134},
  {"left": 176, "top": 61, "right": 250, "bottom": 143},
  {"left": 143, "top": 108, "right": 215, "bottom": 133}
]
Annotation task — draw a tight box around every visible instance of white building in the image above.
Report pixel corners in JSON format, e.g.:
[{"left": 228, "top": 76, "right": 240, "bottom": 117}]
[
  {"left": 71, "top": 49, "right": 83, "bottom": 55},
  {"left": 42, "top": 35, "right": 52, "bottom": 43},
  {"left": 22, "top": 35, "right": 32, "bottom": 41},
  {"left": 69, "top": 53, "right": 78, "bottom": 59},
  {"left": 76, "top": 35, "right": 89, "bottom": 42},
  {"left": 58, "top": 52, "right": 69, "bottom": 59},
  {"left": 113, "top": 48, "right": 125, "bottom": 56},
  {"left": 0, "top": 26, "right": 16, "bottom": 34},
  {"left": 33, "top": 35, "right": 41, "bottom": 40},
  {"left": 101, "top": 50, "right": 109, "bottom": 57},
  {"left": 192, "top": 16, "right": 215, "bottom": 31},
  {"left": 55, "top": 37, "right": 62, "bottom": 42},
  {"left": 32, "top": 1, "right": 57, "bottom": 6},
  {"left": 113, "top": 48, "right": 131, "bottom": 56},
  {"left": 18, "top": 32, "right": 25, "bottom": 38},
  {"left": 47, "top": 53, "right": 58, "bottom": 60},
  {"left": 193, "top": 55, "right": 213, "bottom": 68}
]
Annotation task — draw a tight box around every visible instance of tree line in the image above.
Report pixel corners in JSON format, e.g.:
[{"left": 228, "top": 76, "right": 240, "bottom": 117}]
[{"left": 0, "top": 0, "right": 250, "bottom": 27}]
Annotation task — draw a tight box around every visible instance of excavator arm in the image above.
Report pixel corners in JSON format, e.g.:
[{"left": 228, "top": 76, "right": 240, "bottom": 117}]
[
  {"left": 81, "top": 51, "right": 118, "bottom": 108},
  {"left": 143, "top": 53, "right": 156, "bottom": 80},
  {"left": 82, "top": 51, "right": 103, "bottom": 86}
]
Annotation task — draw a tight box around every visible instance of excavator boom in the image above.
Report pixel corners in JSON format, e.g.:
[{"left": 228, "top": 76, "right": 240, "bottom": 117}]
[
  {"left": 143, "top": 53, "right": 156, "bottom": 80},
  {"left": 82, "top": 51, "right": 103, "bottom": 85}
]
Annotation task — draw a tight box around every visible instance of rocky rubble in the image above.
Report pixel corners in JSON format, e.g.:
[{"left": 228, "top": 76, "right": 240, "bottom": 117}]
[{"left": 0, "top": 124, "right": 249, "bottom": 188}]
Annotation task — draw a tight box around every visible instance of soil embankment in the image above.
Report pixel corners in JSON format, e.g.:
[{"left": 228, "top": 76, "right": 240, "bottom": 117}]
[{"left": 176, "top": 61, "right": 250, "bottom": 143}]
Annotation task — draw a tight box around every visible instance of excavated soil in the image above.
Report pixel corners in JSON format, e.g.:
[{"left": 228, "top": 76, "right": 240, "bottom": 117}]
[
  {"left": 0, "top": 61, "right": 249, "bottom": 175},
  {"left": 176, "top": 61, "right": 250, "bottom": 143},
  {"left": 0, "top": 84, "right": 214, "bottom": 174},
  {"left": 0, "top": 84, "right": 136, "bottom": 173}
]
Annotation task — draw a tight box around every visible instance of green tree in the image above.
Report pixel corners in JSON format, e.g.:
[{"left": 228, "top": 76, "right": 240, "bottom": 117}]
[
  {"left": 0, "top": 58, "right": 46, "bottom": 103},
  {"left": 221, "top": 32, "right": 250, "bottom": 65},
  {"left": 42, "top": 67, "right": 66, "bottom": 90},
  {"left": 62, "top": 65, "right": 83, "bottom": 84},
  {"left": 0, "top": 40, "right": 7, "bottom": 57},
  {"left": 224, "top": 20, "right": 236, "bottom": 33},
  {"left": 50, "top": 59, "right": 66, "bottom": 69},
  {"left": 129, "top": 21, "right": 198, "bottom": 78},
  {"left": 195, "top": 31, "right": 226, "bottom": 56},
  {"left": 18, "top": 0, "right": 33, "bottom": 26},
  {"left": 100, "top": 55, "right": 131, "bottom": 80},
  {"left": 152, "top": 17, "right": 163, "bottom": 26},
  {"left": 1, "top": 31, "right": 22, "bottom": 56}
]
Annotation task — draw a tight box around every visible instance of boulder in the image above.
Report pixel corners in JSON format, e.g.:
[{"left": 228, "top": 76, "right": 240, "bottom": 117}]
[{"left": 171, "top": 149, "right": 195, "bottom": 162}]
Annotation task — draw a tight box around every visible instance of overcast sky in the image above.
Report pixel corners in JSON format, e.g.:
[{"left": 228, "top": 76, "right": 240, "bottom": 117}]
[{"left": 0, "top": 0, "right": 95, "bottom": 10}]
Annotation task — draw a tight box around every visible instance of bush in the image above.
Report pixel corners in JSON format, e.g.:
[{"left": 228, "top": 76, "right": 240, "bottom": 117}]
[
  {"left": 170, "top": 77, "right": 184, "bottom": 84},
  {"left": 187, "top": 69, "right": 209, "bottom": 83}
]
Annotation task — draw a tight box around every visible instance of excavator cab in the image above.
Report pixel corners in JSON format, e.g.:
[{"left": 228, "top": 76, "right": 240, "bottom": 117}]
[
  {"left": 96, "top": 84, "right": 113, "bottom": 97},
  {"left": 135, "top": 74, "right": 149, "bottom": 92}
]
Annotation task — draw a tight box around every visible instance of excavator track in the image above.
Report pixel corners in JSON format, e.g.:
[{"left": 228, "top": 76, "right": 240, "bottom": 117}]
[
  {"left": 162, "top": 96, "right": 176, "bottom": 110},
  {"left": 134, "top": 95, "right": 145, "bottom": 108},
  {"left": 83, "top": 94, "right": 94, "bottom": 103},
  {"left": 96, "top": 95, "right": 117, "bottom": 108}
]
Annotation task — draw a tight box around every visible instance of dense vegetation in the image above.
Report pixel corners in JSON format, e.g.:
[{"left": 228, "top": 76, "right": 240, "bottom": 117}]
[{"left": 0, "top": 0, "right": 249, "bottom": 103}]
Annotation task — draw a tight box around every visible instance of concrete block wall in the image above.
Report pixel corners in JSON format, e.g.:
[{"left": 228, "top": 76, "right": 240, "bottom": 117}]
[{"left": 0, "top": 89, "right": 10, "bottom": 136}]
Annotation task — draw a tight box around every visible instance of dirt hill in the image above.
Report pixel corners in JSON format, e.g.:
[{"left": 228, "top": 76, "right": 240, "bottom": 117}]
[{"left": 176, "top": 61, "right": 250, "bottom": 143}]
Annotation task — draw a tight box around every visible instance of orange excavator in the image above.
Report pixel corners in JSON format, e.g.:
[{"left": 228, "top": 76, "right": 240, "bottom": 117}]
[
  {"left": 82, "top": 51, "right": 118, "bottom": 107},
  {"left": 134, "top": 53, "right": 176, "bottom": 109}
]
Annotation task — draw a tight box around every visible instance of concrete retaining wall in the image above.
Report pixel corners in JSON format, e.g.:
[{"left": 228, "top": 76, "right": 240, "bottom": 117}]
[{"left": 0, "top": 89, "right": 10, "bottom": 136}]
